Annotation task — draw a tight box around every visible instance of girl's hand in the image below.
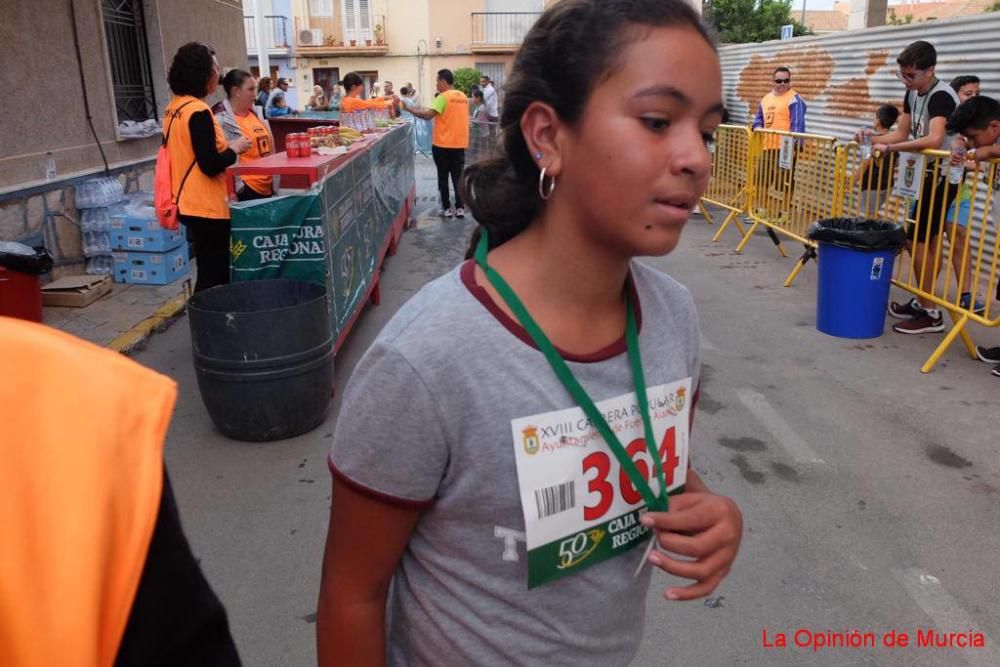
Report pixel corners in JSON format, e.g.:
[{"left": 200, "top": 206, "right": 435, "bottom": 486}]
[
  {"left": 873, "top": 143, "right": 889, "bottom": 156},
  {"left": 640, "top": 491, "right": 743, "bottom": 601}
]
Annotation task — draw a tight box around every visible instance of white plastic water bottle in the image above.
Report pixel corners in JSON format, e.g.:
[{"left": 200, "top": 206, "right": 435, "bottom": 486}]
[
  {"left": 42, "top": 152, "right": 57, "bottom": 180},
  {"left": 859, "top": 128, "right": 873, "bottom": 160},
  {"left": 948, "top": 141, "right": 966, "bottom": 185}
]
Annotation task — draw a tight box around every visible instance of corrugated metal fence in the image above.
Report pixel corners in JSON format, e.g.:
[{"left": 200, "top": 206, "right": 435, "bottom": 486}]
[
  {"left": 720, "top": 13, "right": 1000, "bottom": 134},
  {"left": 720, "top": 13, "right": 1000, "bottom": 289}
]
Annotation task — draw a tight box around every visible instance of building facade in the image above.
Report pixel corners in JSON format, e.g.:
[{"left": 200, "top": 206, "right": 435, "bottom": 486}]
[
  {"left": 0, "top": 0, "right": 247, "bottom": 276},
  {"left": 245, "top": 0, "right": 300, "bottom": 108},
  {"left": 289, "top": 0, "right": 548, "bottom": 103}
]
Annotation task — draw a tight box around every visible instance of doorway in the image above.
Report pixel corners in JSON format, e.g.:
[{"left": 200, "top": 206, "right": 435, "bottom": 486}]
[{"left": 312, "top": 67, "right": 340, "bottom": 99}]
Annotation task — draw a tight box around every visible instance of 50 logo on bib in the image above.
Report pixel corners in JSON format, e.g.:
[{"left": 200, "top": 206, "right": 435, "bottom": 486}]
[{"left": 511, "top": 379, "right": 691, "bottom": 588}]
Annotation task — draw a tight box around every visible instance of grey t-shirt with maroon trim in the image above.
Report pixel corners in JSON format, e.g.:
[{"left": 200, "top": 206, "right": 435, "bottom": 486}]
[{"left": 329, "top": 259, "right": 701, "bottom": 666}]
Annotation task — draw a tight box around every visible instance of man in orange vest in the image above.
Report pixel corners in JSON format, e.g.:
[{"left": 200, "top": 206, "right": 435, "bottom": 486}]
[
  {"left": 752, "top": 67, "right": 807, "bottom": 218},
  {"left": 752, "top": 67, "right": 807, "bottom": 137},
  {"left": 0, "top": 316, "right": 240, "bottom": 666},
  {"left": 408, "top": 69, "right": 471, "bottom": 219}
]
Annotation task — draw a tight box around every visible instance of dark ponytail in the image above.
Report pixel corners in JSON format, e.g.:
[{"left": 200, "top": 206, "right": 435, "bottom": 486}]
[{"left": 461, "top": 0, "right": 713, "bottom": 259}]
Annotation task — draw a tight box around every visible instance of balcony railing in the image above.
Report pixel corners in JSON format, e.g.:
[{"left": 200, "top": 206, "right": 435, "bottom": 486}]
[
  {"left": 244, "top": 16, "right": 290, "bottom": 52},
  {"left": 471, "top": 12, "right": 541, "bottom": 49},
  {"left": 294, "top": 14, "right": 387, "bottom": 51}
]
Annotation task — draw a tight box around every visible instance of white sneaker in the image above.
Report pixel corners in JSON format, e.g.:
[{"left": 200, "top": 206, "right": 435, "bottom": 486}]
[
  {"left": 443, "top": 207, "right": 455, "bottom": 218},
  {"left": 455, "top": 207, "right": 466, "bottom": 218}
]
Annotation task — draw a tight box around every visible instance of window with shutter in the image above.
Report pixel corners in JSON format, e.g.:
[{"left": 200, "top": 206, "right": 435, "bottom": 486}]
[
  {"left": 342, "top": 0, "right": 373, "bottom": 43},
  {"left": 309, "top": 0, "right": 333, "bottom": 18}
]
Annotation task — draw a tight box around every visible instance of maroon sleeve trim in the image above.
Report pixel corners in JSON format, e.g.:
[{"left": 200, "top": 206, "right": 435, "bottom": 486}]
[
  {"left": 327, "top": 453, "right": 436, "bottom": 510},
  {"left": 459, "top": 259, "right": 641, "bottom": 363}
]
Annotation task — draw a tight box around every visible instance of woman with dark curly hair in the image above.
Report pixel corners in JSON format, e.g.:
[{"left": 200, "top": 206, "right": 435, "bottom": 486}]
[{"left": 163, "top": 42, "right": 251, "bottom": 293}]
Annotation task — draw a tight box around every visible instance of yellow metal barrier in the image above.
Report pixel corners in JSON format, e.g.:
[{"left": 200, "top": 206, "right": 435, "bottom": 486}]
[
  {"left": 699, "top": 124, "right": 753, "bottom": 243},
  {"left": 742, "top": 129, "right": 845, "bottom": 285},
  {"left": 704, "top": 127, "right": 1000, "bottom": 373},
  {"left": 840, "top": 143, "right": 1000, "bottom": 372}
]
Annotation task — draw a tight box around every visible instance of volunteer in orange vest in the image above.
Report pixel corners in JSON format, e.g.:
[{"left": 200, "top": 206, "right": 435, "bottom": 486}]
[
  {"left": 407, "top": 69, "right": 471, "bottom": 218},
  {"left": 339, "top": 72, "right": 371, "bottom": 114},
  {"left": 0, "top": 316, "right": 241, "bottom": 666},
  {"left": 163, "top": 43, "right": 251, "bottom": 293},
  {"left": 752, "top": 66, "right": 807, "bottom": 148},
  {"left": 215, "top": 68, "right": 275, "bottom": 202}
]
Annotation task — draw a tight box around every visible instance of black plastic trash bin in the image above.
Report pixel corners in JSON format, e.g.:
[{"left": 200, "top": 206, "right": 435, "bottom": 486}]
[
  {"left": 807, "top": 218, "right": 907, "bottom": 339},
  {"left": 187, "top": 279, "right": 333, "bottom": 441}
]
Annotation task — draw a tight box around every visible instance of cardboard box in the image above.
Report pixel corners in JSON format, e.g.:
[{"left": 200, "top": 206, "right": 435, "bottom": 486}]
[
  {"left": 110, "top": 215, "right": 187, "bottom": 252},
  {"left": 112, "top": 246, "right": 189, "bottom": 286},
  {"left": 41, "top": 275, "right": 113, "bottom": 308}
]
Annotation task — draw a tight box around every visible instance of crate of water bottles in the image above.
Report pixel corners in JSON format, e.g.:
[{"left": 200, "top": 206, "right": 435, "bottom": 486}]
[
  {"left": 109, "top": 193, "right": 187, "bottom": 253},
  {"left": 76, "top": 177, "right": 126, "bottom": 277}
]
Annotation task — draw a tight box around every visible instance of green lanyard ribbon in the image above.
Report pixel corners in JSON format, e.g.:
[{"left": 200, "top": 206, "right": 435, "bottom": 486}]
[{"left": 475, "top": 230, "right": 668, "bottom": 512}]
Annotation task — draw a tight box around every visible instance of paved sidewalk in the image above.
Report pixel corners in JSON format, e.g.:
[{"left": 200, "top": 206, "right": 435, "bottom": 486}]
[
  {"left": 44, "top": 153, "right": 442, "bottom": 354},
  {"left": 43, "top": 274, "right": 193, "bottom": 353}
]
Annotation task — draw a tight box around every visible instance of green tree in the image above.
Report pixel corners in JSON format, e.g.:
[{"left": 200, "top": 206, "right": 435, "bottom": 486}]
[
  {"left": 452, "top": 68, "right": 481, "bottom": 96},
  {"left": 988, "top": 0, "right": 1000, "bottom": 11},
  {"left": 705, "top": 0, "right": 811, "bottom": 44},
  {"left": 886, "top": 8, "right": 915, "bottom": 24}
]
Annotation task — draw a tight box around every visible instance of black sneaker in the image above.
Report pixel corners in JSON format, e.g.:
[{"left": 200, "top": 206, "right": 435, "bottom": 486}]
[
  {"left": 892, "top": 310, "right": 945, "bottom": 334},
  {"left": 992, "top": 365, "right": 1000, "bottom": 377},
  {"left": 975, "top": 346, "right": 1000, "bottom": 363},
  {"left": 888, "top": 297, "right": 922, "bottom": 319}
]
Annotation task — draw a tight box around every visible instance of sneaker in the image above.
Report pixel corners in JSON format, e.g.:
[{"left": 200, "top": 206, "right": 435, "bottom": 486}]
[
  {"left": 892, "top": 310, "right": 945, "bottom": 334},
  {"left": 888, "top": 297, "right": 923, "bottom": 320},
  {"left": 992, "top": 365, "right": 1000, "bottom": 378},
  {"left": 975, "top": 346, "right": 1000, "bottom": 363},
  {"left": 455, "top": 207, "right": 466, "bottom": 218},
  {"left": 959, "top": 293, "right": 987, "bottom": 315},
  {"left": 443, "top": 207, "right": 455, "bottom": 218}
]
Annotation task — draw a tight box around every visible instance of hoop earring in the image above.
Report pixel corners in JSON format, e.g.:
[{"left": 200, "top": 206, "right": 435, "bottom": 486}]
[{"left": 538, "top": 167, "right": 556, "bottom": 200}]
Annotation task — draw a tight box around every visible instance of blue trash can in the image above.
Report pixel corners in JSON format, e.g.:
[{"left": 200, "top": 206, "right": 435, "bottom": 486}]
[{"left": 808, "top": 219, "right": 907, "bottom": 339}]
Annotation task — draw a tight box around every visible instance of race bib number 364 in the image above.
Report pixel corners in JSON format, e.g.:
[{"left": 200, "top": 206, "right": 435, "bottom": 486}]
[{"left": 511, "top": 378, "right": 691, "bottom": 588}]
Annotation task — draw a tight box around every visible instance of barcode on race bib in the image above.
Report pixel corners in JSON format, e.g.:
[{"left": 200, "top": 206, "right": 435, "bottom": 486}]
[{"left": 534, "top": 481, "right": 575, "bottom": 520}]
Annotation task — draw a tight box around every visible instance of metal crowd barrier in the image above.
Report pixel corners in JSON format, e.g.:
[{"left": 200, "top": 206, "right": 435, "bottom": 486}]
[
  {"left": 699, "top": 124, "right": 754, "bottom": 243},
  {"left": 701, "top": 126, "right": 1000, "bottom": 373},
  {"left": 742, "top": 129, "right": 846, "bottom": 285},
  {"left": 839, "top": 143, "right": 1000, "bottom": 372}
]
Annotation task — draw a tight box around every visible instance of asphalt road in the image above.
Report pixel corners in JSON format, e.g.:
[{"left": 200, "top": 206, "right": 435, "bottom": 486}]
[{"left": 134, "top": 162, "right": 1000, "bottom": 666}]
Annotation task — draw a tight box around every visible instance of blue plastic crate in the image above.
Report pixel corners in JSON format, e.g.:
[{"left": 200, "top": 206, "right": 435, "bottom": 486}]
[
  {"left": 112, "top": 246, "right": 189, "bottom": 285},
  {"left": 110, "top": 215, "right": 187, "bottom": 252}
]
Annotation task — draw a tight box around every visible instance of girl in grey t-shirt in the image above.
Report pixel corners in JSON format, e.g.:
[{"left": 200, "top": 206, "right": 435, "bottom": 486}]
[{"left": 317, "top": 1, "right": 744, "bottom": 664}]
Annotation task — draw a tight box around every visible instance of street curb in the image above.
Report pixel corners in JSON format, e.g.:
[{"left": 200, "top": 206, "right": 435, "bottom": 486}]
[{"left": 106, "top": 290, "right": 189, "bottom": 356}]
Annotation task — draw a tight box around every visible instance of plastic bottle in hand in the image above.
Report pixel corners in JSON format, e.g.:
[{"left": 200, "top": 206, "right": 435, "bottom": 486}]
[
  {"left": 948, "top": 139, "right": 966, "bottom": 185},
  {"left": 859, "top": 128, "right": 873, "bottom": 160}
]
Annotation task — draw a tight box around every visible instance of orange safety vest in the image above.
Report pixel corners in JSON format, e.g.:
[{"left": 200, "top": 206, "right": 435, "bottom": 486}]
[
  {"left": 234, "top": 110, "right": 274, "bottom": 195},
  {"left": 433, "top": 89, "right": 470, "bottom": 149},
  {"left": 0, "top": 316, "right": 177, "bottom": 667},
  {"left": 164, "top": 95, "right": 231, "bottom": 219},
  {"left": 759, "top": 90, "right": 795, "bottom": 150}
]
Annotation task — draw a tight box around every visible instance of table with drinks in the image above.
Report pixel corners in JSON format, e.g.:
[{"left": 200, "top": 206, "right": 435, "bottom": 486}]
[{"left": 225, "top": 120, "right": 416, "bottom": 351}]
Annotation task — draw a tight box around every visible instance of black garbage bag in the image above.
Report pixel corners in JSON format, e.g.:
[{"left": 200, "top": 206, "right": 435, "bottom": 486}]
[
  {"left": 807, "top": 218, "right": 907, "bottom": 251},
  {"left": 0, "top": 242, "right": 54, "bottom": 275}
]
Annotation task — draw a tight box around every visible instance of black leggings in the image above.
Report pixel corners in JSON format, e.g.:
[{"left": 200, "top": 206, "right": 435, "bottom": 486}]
[
  {"left": 432, "top": 146, "right": 465, "bottom": 209},
  {"left": 180, "top": 215, "right": 231, "bottom": 293}
]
